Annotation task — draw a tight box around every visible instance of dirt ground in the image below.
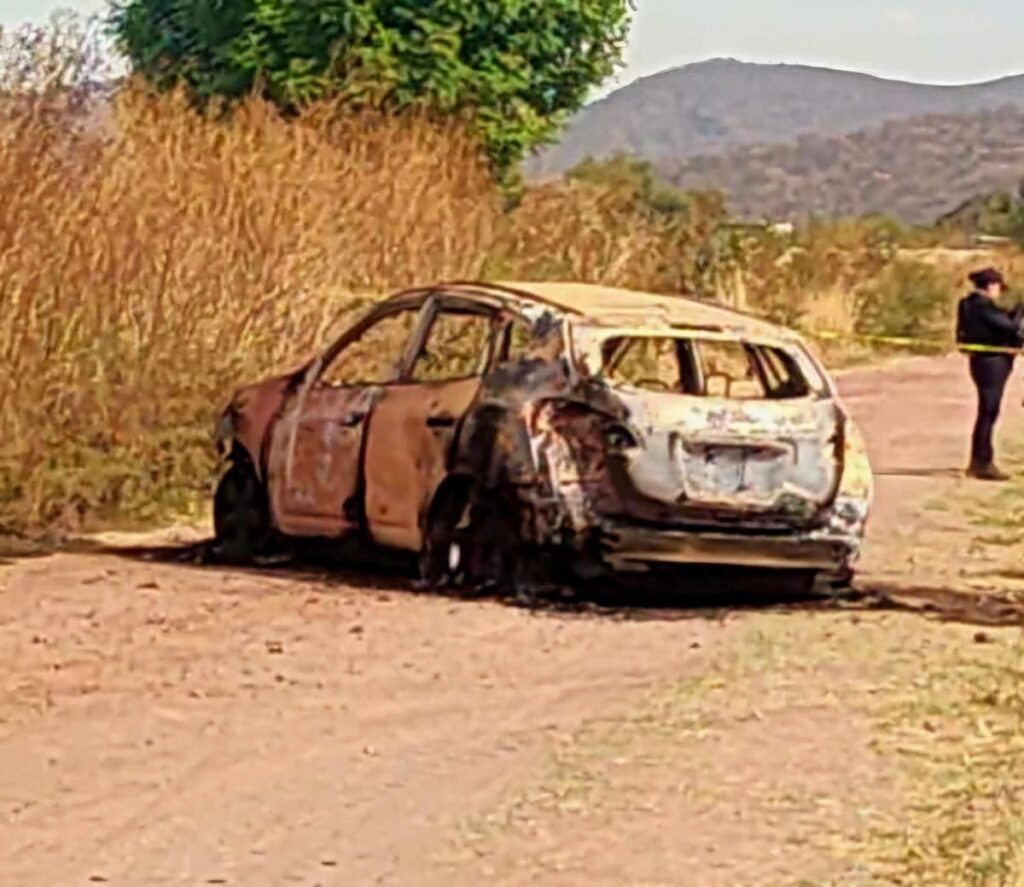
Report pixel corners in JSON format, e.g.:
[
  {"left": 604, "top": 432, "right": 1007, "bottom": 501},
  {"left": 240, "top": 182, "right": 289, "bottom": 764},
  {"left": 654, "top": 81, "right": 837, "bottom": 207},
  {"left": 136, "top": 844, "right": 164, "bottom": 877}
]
[{"left": 3, "top": 353, "right": 1024, "bottom": 887}]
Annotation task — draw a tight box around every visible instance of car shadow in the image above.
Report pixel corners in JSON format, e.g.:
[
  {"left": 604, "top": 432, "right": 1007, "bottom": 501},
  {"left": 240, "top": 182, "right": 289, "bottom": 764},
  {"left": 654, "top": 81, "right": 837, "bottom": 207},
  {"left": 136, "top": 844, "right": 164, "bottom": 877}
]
[
  {"left": 88, "top": 536, "right": 1024, "bottom": 630},
  {"left": 99, "top": 536, "right": 421, "bottom": 595}
]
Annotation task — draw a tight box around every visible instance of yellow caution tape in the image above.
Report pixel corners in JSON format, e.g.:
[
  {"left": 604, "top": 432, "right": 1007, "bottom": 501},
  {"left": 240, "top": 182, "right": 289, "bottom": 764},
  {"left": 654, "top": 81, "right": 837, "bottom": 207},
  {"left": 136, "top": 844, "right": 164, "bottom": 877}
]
[{"left": 803, "top": 328, "right": 1024, "bottom": 356}]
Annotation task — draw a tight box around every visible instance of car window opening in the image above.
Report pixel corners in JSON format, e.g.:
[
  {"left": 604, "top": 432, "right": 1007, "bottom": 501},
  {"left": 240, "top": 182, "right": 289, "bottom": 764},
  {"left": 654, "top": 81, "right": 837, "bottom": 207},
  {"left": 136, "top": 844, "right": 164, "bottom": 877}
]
[
  {"left": 319, "top": 306, "right": 422, "bottom": 388},
  {"left": 409, "top": 307, "right": 495, "bottom": 383},
  {"left": 601, "top": 336, "right": 811, "bottom": 400}
]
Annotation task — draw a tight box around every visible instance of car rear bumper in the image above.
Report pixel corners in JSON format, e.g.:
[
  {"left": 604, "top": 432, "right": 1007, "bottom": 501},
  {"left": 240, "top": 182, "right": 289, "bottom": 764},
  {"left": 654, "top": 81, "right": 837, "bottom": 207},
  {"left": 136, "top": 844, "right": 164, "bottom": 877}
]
[{"left": 600, "top": 522, "right": 857, "bottom": 572}]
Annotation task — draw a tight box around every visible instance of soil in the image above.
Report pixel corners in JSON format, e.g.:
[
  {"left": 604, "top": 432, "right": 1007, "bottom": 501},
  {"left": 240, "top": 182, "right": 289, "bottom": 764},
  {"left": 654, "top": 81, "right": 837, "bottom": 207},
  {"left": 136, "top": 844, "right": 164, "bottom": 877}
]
[{"left": 2, "top": 352, "right": 1022, "bottom": 886}]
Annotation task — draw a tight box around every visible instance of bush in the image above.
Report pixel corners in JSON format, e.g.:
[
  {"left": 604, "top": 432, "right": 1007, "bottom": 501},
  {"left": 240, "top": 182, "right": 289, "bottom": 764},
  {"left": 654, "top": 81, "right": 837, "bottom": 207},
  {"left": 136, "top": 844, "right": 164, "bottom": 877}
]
[
  {"left": 854, "top": 259, "right": 951, "bottom": 342},
  {"left": 741, "top": 220, "right": 895, "bottom": 329},
  {"left": 0, "top": 76, "right": 499, "bottom": 531},
  {"left": 566, "top": 154, "right": 692, "bottom": 216},
  {"left": 493, "top": 176, "right": 731, "bottom": 295}
]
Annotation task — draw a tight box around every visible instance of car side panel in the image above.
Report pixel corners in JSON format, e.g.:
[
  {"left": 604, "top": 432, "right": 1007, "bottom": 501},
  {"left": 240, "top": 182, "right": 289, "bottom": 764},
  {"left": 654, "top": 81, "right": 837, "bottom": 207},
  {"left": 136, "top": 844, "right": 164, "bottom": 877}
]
[
  {"left": 227, "top": 373, "right": 298, "bottom": 478},
  {"left": 362, "top": 377, "right": 482, "bottom": 550},
  {"left": 266, "top": 385, "right": 377, "bottom": 537}
]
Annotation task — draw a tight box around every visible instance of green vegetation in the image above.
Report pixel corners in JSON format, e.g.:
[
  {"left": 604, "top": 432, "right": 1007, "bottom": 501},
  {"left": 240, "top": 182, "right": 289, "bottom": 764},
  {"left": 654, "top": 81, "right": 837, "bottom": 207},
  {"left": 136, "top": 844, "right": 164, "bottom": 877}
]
[
  {"left": 110, "top": 0, "right": 632, "bottom": 181},
  {"left": 939, "top": 184, "right": 1024, "bottom": 245},
  {"left": 567, "top": 153, "right": 694, "bottom": 215},
  {"left": 855, "top": 259, "right": 950, "bottom": 344},
  {"left": 495, "top": 155, "right": 740, "bottom": 296}
]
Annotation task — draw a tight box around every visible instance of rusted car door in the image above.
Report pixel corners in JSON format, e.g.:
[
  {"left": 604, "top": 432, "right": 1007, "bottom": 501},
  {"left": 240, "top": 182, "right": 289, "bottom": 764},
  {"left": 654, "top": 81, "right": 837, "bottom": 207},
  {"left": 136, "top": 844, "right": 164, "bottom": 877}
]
[
  {"left": 267, "top": 303, "right": 426, "bottom": 537},
  {"left": 363, "top": 299, "right": 498, "bottom": 550}
]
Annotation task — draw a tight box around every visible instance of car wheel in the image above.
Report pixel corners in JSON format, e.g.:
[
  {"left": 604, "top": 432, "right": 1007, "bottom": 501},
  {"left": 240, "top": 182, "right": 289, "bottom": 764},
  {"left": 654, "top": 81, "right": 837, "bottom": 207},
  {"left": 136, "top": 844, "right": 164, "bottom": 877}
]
[
  {"left": 780, "top": 569, "right": 854, "bottom": 600},
  {"left": 213, "top": 460, "right": 271, "bottom": 564},
  {"left": 420, "top": 482, "right": 532, "bottom": 597},
  {"left": 419, "top": 482, "right": 471, "bottom": 590}
]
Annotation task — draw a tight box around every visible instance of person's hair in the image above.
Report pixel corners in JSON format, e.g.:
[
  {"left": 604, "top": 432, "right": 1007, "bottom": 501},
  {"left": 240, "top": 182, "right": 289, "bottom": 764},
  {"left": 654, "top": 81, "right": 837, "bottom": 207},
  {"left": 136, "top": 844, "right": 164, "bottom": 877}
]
[{"left": 969, "top": 267, "right": 1006, "bottom": 290}]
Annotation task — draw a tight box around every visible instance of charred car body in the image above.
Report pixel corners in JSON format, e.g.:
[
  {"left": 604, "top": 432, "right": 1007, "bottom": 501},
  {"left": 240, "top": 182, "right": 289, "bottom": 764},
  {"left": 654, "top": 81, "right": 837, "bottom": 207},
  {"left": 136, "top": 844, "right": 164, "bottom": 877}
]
[{"left": 212, "top": 282, "right": 873, "bottom": 593}]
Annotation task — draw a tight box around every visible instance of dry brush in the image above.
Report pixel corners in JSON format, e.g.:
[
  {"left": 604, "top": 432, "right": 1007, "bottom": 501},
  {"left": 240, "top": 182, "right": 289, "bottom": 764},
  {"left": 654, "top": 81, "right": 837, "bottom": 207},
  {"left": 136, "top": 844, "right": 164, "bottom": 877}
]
[{"left": 0, "top": 82, "right": 499, "bottom": 530}]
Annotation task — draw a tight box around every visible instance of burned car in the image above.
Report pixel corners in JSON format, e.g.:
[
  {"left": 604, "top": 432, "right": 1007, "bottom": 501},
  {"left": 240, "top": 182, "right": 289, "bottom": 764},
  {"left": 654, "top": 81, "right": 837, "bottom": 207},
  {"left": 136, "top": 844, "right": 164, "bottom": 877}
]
[{"left": 212, "top": 282, "right": 872, "bottom": 594}]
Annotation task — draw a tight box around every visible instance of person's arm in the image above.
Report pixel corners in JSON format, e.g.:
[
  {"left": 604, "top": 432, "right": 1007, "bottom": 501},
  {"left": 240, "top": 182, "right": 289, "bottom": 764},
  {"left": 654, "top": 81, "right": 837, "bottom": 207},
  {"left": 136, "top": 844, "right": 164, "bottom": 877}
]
[{"left": 976, "top": 299, "right": 1023, "bottom": 337}]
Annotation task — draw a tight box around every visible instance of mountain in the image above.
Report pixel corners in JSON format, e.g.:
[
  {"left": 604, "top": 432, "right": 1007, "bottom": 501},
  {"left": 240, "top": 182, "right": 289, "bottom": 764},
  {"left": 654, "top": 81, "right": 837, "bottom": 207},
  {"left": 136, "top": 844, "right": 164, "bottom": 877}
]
[
  {"left": 657, "top": 107, "right": 1024, "bottom": 224},
  {"left": 529, "top": 59, "right": 1024, "bottom": 177}
]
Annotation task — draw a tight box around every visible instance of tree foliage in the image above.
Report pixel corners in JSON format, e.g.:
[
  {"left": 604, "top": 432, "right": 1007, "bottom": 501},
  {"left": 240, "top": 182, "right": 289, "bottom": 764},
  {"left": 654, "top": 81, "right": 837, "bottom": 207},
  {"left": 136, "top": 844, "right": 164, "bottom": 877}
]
[
  {"left": 938, "top": 183, "right": 1024, "bottom": 245},
  {"left": 110, "top": 0, "right": 632, "bottom": 179},
  {"left": 568, "top": 153, "right": 692, "bottom": 215}
]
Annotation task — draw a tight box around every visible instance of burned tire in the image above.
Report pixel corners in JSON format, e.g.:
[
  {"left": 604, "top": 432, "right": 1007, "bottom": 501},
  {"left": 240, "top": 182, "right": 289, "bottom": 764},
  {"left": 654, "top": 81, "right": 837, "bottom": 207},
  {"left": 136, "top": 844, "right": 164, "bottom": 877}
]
[
  {"left": 778, "top": 568, "right": 854, "bottom": 600},
  {"left": 213, "top": 460, "right": 271, "bottom": 564},
  {"left": 419, "top": 481, "right": 471, "bottom": 590},
  {"left": 420, "top": 481, "right": 534, "bottom": 598}
]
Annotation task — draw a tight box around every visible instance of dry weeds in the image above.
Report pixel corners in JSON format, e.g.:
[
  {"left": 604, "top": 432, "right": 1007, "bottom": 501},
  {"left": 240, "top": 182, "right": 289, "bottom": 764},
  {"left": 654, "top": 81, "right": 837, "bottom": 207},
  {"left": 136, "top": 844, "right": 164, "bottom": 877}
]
[
  {"left": 868, "top": 640, "right": 1024, "bottom": 886},
  {"left": 491, "top": 178, "right": 732, "bottom": 295},
  {"left": 0, "top": 79, "right": 498, "bottom": 530}
]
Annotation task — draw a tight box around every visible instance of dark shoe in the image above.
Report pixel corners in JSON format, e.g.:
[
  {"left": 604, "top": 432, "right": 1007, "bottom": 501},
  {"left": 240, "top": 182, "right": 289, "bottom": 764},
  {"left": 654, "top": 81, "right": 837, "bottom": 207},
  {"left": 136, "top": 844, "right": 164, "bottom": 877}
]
[{"left": 966, "top": 463, "right": 1011, "bottom": 481}]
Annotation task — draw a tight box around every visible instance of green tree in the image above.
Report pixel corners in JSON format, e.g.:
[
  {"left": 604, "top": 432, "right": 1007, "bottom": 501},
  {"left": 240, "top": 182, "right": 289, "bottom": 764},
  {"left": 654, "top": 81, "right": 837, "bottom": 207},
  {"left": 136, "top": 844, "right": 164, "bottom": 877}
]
[
  {"left": 110, "top": 0, "right": 632, "bottom": 181},
  {"left": 567, "top": 153, "right": 690, "bottom": 215}
]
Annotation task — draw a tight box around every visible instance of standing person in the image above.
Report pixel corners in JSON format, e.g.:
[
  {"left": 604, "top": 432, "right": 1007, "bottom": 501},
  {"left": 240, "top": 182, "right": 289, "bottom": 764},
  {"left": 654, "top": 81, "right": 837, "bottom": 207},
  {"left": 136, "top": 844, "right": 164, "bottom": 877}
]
[{"left": 956, "top": 268, "right": 1024, "bottom": 480}]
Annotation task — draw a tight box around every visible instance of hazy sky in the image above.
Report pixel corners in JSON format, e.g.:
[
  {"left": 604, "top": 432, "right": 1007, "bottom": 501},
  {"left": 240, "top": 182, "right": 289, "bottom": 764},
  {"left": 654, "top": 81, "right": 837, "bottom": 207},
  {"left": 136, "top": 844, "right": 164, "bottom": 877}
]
[{"left": 4, "top": 0, "right": 1024, "bottom": 91}]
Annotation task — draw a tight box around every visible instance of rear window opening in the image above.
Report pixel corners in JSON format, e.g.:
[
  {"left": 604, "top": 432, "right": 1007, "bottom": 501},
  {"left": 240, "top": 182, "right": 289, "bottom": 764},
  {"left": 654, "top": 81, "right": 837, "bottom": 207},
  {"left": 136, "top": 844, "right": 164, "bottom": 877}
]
[{"left": 600, "top": 336, "right": 811, "bottom": 401}]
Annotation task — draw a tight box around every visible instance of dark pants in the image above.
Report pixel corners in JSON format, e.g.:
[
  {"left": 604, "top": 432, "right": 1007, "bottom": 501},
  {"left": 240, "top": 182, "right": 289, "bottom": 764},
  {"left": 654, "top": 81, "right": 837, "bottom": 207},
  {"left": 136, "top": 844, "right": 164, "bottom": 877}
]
[{"left": 969, "top": 354, "right": 1014, "bottom": 467}]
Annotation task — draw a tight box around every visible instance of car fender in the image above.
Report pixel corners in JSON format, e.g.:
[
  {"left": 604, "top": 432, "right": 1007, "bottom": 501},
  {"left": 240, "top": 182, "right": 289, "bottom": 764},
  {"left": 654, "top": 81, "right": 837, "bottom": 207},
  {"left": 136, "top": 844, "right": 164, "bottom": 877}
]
[{"left": 214, "top": 371, "right": 301, "bottom": 481}]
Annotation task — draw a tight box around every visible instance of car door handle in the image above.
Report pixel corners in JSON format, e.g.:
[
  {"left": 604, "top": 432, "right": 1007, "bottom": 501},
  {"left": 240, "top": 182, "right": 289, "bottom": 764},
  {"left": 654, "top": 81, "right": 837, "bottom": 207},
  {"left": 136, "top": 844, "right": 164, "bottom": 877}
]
[
  {"left": 337, "top": 412, "right": 366, "bottom": 428},
  {"left": 426, "top": 414, "right": 456, "bottom": 429}
]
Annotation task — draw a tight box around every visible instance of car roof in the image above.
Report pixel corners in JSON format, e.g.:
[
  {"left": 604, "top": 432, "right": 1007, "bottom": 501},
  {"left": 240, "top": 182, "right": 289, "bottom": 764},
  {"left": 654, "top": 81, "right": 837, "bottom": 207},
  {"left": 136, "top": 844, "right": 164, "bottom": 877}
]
[{"left": 432, "top": 280, "right": 792, "bottom": 340}]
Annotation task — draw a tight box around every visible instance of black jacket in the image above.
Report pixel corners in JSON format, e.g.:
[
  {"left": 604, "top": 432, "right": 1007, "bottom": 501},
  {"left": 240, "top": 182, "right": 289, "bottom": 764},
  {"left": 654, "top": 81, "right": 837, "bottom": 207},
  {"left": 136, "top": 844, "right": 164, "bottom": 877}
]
[{"left": 956, "top": 292, "right": 1024, "bottom": 352}]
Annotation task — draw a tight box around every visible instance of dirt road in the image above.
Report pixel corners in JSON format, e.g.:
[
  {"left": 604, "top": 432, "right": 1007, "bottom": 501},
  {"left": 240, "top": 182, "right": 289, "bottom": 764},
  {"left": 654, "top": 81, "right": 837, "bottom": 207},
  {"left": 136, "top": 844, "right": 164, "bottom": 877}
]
[{"left": 2, "top": 353, "right": 1022, "bottom": 887}]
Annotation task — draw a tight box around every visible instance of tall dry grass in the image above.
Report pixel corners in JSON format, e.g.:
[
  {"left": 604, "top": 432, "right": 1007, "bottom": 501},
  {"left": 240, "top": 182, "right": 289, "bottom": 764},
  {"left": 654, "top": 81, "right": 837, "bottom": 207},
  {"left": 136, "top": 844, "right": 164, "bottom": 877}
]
[
  {"left": 0, "top": 79, "right": 499, "bottom": 531},
  {"left": 492, "top": 177, "right": 733, "bottom": 295}
]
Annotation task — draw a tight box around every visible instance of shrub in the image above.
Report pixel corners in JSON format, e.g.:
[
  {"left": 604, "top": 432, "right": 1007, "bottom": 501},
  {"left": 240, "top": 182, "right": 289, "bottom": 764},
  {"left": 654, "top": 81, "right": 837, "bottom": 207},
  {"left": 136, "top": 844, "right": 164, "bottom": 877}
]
[
  {"left": 854, "top": 259, "right": 951, "bottom": 343},
  {"left": 741, "top": 220, "right": 895, "bottom": 329},
  {"left": 494, "top": 175, "right": 731, "bottom": 294},
  {"left": 0, "top": 76, "right": 499, "bottom": 531}
]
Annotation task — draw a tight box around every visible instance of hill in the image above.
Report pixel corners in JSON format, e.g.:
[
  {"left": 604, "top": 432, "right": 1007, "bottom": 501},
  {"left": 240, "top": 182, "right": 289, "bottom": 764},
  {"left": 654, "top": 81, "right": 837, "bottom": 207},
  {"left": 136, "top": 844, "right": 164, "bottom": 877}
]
[
  {"left": 529, "top": 59, "right": 1024, "bottom": 177},
  {"left": 656, "top": 107, "right": 1024, "bottom": 224}
]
